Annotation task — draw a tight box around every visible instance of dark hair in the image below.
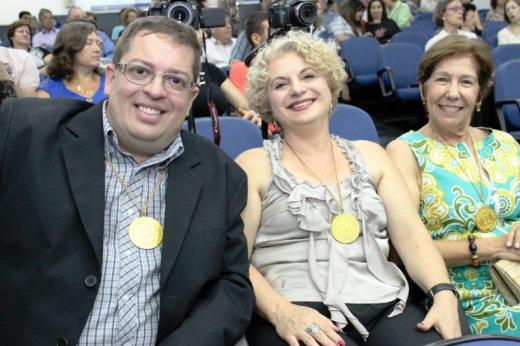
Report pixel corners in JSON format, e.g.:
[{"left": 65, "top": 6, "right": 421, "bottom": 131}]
[
  {"left": 245, "top": 11, "right": 268, "bottom": 46},
  {"left": 339, "top": 0, "right": 365, "bottom": 35},
  {"left": 367, "top": 0, "right": 388, "bottom": 22},
  {"left": 86, "top": 11, "right": 97, "bottom": 22},
  {"left": 419, "top": 35, "right": 493, "bottom": 101},
  {"left": 463, "top": 3, "right": 477, "bottom": 20},
  {"left": 491, "top": 0, "right": 499, "bottom": 9},
  {"left": 7, "top": 20, "right": 31, "bottom": 47},
  {"left": 18, "top": 11, "right": 31, "bottom": 19},
  {"left": 114, "top": 16, "right": 201, "bottom": 79},
  {"left": 504, "top": 0, "right": 520, "bottom": 23},
  {"left": 46, "top": 21, "right": 99, "bottom": 80}
]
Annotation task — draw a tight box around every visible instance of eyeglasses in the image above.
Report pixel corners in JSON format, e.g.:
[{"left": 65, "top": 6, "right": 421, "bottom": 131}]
[
  {"left": 115, "top": 63, "right": 196, "bottom": 94},
  {"left": 446, "top": 6, "right": 464, "bottom": 12}
]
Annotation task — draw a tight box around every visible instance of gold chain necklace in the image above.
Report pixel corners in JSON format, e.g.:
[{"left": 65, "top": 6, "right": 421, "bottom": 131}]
[
  {"left": 434, "top": 130, "right": 497, "bottom": 232},
  {"left": 105, "top": 154, "right": 167, "bottom": 249},
  {"left": 284, "top": 138, "right": 360, "bottom": 244}
]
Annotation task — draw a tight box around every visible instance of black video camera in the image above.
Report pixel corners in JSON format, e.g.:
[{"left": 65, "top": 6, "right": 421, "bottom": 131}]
[
  {"left": 268, "top": 0, "right": 317, "bottom": 29},
  {"left": 148, "top": 0, "right": 226, "bottom": 28}
]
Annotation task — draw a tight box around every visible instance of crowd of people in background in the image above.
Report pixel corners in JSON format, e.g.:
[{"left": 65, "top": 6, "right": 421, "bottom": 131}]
[{"left": 1, "top": 0, "right": 520, "bottom": 344}]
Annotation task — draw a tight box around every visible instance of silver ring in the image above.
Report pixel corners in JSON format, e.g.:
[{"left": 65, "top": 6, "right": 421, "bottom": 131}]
[{"left": 304, "top": 323, "right": 321, "bottom": 337}]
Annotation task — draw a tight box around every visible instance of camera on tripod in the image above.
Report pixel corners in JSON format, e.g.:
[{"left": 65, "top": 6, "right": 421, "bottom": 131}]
[
  {"left": 148, "top": 0, "right": 226, "bottom": 28},
  {"left": 268, "top": 0, "right": 317, "bottom": 29}
]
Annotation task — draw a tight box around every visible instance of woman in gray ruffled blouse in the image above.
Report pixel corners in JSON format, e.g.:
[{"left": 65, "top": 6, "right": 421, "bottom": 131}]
[{"left": 236, "top": 30, "right": 467, "bottom": 346}]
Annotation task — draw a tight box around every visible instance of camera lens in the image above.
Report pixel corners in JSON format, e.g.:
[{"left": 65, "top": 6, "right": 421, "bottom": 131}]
[
  {"left": 166, "top": 1, "right": 195, "bottom": 25},
  {"left": 292, "top": 1, "right": 316, "bottom": 26}
]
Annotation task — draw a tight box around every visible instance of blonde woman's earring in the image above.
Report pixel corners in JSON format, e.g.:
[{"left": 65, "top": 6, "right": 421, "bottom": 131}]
[{"left": 476, "top": 102, "right": 482, "bottom": 113}]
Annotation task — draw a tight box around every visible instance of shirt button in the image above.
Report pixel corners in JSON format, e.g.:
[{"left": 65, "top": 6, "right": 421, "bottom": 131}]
[
  {"left": 124, "top": 294, "right": 131, "bottom": 302},
  {"left": 57, "top": 337, "right": 69, "bottom": 346},
  {"left": 125, "top": 250, "right": 132, "bottom": 257},
  {"left": 84, "top": 275, "right": 98, "bottom": 288}
]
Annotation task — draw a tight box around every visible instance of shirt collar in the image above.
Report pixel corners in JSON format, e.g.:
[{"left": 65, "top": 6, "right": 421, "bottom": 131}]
[{"left": 102, "top": 100, "right": 184, "bottom": 169}]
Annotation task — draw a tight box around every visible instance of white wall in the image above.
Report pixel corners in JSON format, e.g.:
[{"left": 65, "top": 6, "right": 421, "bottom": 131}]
[{"left": 0, "top": 0, "right": 69, "bottom": 25}]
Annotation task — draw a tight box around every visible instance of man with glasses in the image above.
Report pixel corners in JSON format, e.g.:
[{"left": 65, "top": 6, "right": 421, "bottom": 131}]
[{"left": 0, "top": 16, "right": 253, "bottom": 345}]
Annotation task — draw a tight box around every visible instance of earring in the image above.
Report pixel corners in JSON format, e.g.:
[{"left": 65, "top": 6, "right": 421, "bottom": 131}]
[
  {"left": 422, "top": 98, "right": 426, "bottom": 107},
  {"left": 476, "top": 102, "right": 482, "bottom": 112}
]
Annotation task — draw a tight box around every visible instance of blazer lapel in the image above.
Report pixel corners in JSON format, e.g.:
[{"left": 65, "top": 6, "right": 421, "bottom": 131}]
[
  {"left": 160, "top": 133, "right": 202, "bottom": 286},
  {"left": 61, "top": 103, "right": 106, "bottom": 265}
]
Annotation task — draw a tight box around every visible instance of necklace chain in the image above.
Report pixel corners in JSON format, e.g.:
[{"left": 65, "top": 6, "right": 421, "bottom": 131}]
[
  {"left": 434, "top": 130, "right": 487, "bottom": 204},
  {"left": 284, "top": 138, "right": 345, "bottom": 213},
  {"left": 104, "top": 154, "right": 167, "bottom": 216}
]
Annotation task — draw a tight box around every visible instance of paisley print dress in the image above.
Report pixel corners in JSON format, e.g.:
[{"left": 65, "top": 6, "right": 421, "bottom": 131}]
[{"left": 400, "top": 129, "right": 520, "bottom": 336}]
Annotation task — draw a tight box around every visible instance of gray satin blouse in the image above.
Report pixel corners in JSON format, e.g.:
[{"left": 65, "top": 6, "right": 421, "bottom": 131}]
[{"left": 251, "top": 135, "right": 409, "bottom": 339}]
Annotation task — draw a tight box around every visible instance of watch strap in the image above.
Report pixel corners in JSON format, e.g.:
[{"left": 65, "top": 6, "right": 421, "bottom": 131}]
[{"left": 427, "top": 283, "right": 459, "bottom": 305}]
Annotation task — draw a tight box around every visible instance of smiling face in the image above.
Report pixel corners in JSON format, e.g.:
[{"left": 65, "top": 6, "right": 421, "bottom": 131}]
[
  {"left": 505, "top": 0, "right": 520, "bottom": 23},
  {"left": 443, "top": 0, "right": 464, "bottom": 29},
  {"left": 423, "top": 54, "right": 480, "bottom": 132},
  {"left": 266, "top": 52, "right": 332, "bottom": 130},
  {"left": 74, "top": 31, "right": 102, "bottom": 69},
  {"left": 104, "top": 32, "right": 199, "bottom": 161}
]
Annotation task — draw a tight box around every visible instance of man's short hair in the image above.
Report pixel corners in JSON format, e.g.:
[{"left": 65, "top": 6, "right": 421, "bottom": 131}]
[
  {"left": 114, "top": 16, "right": 202, "bottom": 80},
  {"left": 38, "top": 8, "right": 53, "bottom": 22},
  {"left": 18, "top": 11, "right": 31, "bottom": 19},
  {"left": 245, "top": 11, "right": 268, "bottom": 46}
]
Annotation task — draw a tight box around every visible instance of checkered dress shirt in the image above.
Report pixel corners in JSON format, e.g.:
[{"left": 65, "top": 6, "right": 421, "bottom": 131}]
[{"left": 78, "top": 101, "right": 184, "bottom": 345}]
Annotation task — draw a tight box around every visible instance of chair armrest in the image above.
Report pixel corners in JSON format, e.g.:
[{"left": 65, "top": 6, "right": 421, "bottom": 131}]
[
  {"left": 342, "top": 57, "right": 355, "bottom": 83},
  {"left": 495, "top": 98, "right": 520, "bottom": 132},
  {"left": 377, "top": 66, "right": 396, "bottom": 97}
]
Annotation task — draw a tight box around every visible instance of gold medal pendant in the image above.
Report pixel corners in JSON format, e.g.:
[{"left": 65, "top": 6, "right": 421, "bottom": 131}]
[
  {"left": 128, "top": 216, "right": 164, "bottom": 249},
  {"left": 331, "top": 213, "right": 360, "bottom": 244},
  {"left": 475, "top": 206, "right": 497, "bottom": 232}
]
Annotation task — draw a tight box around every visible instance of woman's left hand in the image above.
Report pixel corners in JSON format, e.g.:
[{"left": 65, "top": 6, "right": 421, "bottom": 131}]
[{"left": 416, "top": 291, "right": 462, "bottom": 339}]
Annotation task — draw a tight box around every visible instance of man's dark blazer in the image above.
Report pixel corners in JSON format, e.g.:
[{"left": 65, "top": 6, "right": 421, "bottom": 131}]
[{"left": 0, "top": 98, "right": 254, "bottom": 345}]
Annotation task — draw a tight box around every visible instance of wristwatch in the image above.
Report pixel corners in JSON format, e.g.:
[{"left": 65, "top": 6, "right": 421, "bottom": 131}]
[{"left": 427, "top": 283, "right": 459, "bottom": 306}]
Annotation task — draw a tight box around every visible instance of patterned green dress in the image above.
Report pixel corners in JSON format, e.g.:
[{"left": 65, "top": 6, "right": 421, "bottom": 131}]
[{"left": 399, "top": 129, "right": 520, "bottom": 336}]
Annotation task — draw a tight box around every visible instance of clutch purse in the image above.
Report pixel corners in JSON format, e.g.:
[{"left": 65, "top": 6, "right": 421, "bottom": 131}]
[{"left": 490, "top": 259, "right": 520, "bottom": 306}]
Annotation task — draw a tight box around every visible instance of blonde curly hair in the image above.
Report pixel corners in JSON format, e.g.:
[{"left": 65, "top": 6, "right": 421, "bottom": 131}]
[{"left": 246, "top": 30, "right": 348, "bottom": 123}]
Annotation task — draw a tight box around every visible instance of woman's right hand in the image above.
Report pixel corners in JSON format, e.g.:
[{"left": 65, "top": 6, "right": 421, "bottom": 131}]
[
  {"left": 493, "top": 223, "right": 520, "bottom": 261},
  {"left": 270, "top": 302, "right": 344, "bottom": 346}
]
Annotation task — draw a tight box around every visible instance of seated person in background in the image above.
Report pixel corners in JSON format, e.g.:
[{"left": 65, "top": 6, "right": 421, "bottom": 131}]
[
  {"left": 111, "top": 8, "right": 127, "bottom": 40},
  {"left": 425, "top": 0, "right": 478, "bottom": 51},
  {"left": 238, "top": 30, "right": 466, "bottom": 346},
  {"left": 230, "top": 0, "right": 270, "bottom": 62},
  {"left": 498, "top": 0, "right": 520, "bottom": 44},
  {"left": 0, "top": 16, "right": 254, "bottom": 345},
  {"left": 338, "top": 0, "right": 366, "bottom": 37},
  {"left": 37, "top": 21, "right": 105, "bottom": 103},
  {"left": 32, "top": 8, "right": 60, "bottom": 51},
  {"left": 229, "top": 10, "right": 269, "bottom": 93},
  {"left": 365, "top": 0, "right": 401, "bottom": 43},
  {"left": 194, "top": 30, "right": 261, "bottom": 125},
  {"left": 18, "top": 10, "right": 32, "bottom": 24},
  {"left": 115, "top": 8, "right": 140, "bottom": 40},
  {"left": 205, "top": 15, "right": 236, "bottom": 68},
  {"left": 7, "top": 20, "right": 50, "bottom": 71},
  {"left": 0, "top": 62, "right": 17, "bottom": 103},
  {"left": 66, "top": 8, "right": 115, "bottom": 60},
  {"left": 387, "top": 35, "right": 520, "bottom": 336},
  {"left": 384, "top": 0, "right": 412, "bottom": 28},
  {"left": 0, "top": 46, "right": 39, "bottom": 97},
  {"left": 420, "top": 0, "right": 438, "bottom": 13},
  {"left": 486, "top": 0, "right": 506, "bottom": 21},
  {"left": 462, "top": 3, "right": 484, "bottom": 36},
  {"left": 318, "top": 0, "right": 357, "bottom": 43}
]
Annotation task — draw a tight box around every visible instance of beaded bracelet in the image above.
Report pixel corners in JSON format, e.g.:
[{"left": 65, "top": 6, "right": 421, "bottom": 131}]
[{"left": 468, "top": 234, "right": 481, "bottom": 266}]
